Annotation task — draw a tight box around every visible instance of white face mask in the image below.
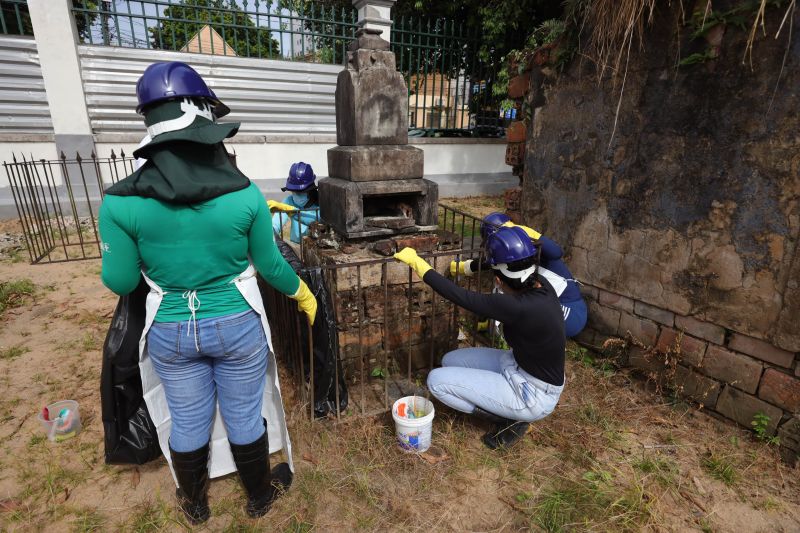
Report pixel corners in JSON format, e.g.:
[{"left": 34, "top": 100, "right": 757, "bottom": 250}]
[{"left": 291, "top": 192, "right": 309, "bottom": 206}]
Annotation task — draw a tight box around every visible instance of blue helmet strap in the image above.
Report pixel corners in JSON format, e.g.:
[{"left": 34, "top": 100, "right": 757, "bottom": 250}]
[{"left": 147, "top": 98, "right": 215, "bottom": 137}]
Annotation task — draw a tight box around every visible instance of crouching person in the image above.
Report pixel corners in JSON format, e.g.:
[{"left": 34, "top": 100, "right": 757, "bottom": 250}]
[{"left": 394, "top": 227, "right": 566, "bottom": 449}]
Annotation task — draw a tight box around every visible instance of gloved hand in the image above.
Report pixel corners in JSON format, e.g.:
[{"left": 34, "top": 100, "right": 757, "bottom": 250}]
[
  {"left": 502, "top": 221, "right": 541, "bottom": 240},
  {"left": 267, "top": 199, "right": 297, "bottom": 213},
  {"left": 449, "top": 260, "right": 475, "bottom": 277},
  {"left": 290, "top": 279, "right": 317, "bottom": 325},
  {"left": 393, "top": 247, "right": 432, "bottom": 279}
]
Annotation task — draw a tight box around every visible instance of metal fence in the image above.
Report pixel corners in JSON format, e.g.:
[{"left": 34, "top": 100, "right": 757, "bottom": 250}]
[
  {"left": 0, "top": 0, "right": 31, "bottom": 36},
  {"left": 3, "top": 151, "right": 135, "bottom": 264},
  {"left": 69, "top": 0, "right": 503, "bottom": 132}
]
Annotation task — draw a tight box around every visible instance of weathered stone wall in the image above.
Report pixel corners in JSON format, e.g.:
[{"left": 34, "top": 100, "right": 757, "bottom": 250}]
[{"left": 522, "top": 2, "right": 799, "bottom": 461}]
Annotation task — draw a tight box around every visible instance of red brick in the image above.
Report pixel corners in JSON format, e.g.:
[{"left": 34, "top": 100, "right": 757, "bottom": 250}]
[
  {"left": 504, "top": 187, "right": 521, "bottom": 211},
  {"left": 507, "top": 73, "right": 530, "bottom": 99},
  {"left": 506, "top": 122, "right": 527, "bottom": 143},
  {"left": 715, "top": 386, "right": 782, "bottom": 435},
  {"left": 673, "top": 365, "right": 721, "bottom": 406},
  {"left": 392, "top": 234, "right": 439, "bottom": 253},
  {"left": 598, "top": 289, "right": 634, "bottom": 313},
  {"left": 634, "top": 301, "right": 675, "bottom": 326},
  {"left": 505, "top": 141, "right": 525, "bottom": 166},
  {"left": 587, "top": 300, "right": 620, "bottom": 335},
  {"left": 702, "top": 345, "right": 762, "bottom": 394},
  {"left": 758, "top": 369, "right": 800, "bottom": 412},
  {"left": 619, "top": 312, "right": 659, "bottom": 346},
  {"left": 655, "top": 329, "right": 706, "bottom": 367},
  {"left": 728, "top": 333, "right": 795, "bottom": 368},
  {"left": 675, "top": 315, "right": 725, "bottom": 345}
]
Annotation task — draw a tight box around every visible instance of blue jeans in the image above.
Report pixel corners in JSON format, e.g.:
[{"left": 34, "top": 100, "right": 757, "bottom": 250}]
[
  {"left": 427, "top": 348, "right": 563, "bottom": 422},
  {"left": 147, "top": 309, "right": 268, "bottom": 452}
]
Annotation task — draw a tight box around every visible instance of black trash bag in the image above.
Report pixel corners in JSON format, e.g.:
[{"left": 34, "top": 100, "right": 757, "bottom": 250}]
[
  {"left": 276, "top": 239, "right": 348, "bottom": 418},
  {"left": 100, "top": 277, "right": 162, "bottom": 464}
]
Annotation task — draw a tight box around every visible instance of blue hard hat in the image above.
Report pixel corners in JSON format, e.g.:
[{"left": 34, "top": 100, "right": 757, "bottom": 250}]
[
  {"left": 481, "top": 211, "right": 511, "bottom": 241},
  {"left": 486, "top": 226, "right": 538, "bottom": 266},
  {"left": 282, "top": 162, "right": 316, "bottom": 191},
  {"left": 136, "top": 62, "right": 229, "bottom": 117}
]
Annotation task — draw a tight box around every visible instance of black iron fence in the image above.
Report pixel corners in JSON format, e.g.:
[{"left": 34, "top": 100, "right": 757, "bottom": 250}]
[
  {"left": 3, "top": 151, "right": 136, "bottom": 264},
  {"left": 0, "top": 0, "right": 31, "bottom": 36},
  {"left": 69, "top": 0, "right": 503, "bottom": 132}
]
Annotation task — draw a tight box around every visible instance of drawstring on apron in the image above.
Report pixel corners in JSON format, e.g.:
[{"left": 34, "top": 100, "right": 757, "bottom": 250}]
[{"left": 182, "top": 290, "right": 201, "bottom": 352}]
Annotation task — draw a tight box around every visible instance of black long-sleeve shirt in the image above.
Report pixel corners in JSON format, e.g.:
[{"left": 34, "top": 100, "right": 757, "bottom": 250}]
[{"left": 423, "top": 270, "right": 566, "bottom": 386}]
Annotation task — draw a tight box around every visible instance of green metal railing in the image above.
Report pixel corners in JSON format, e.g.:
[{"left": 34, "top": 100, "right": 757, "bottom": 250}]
[
  {"left": 392, "top": 16, "right": 501, "bottom": 132},
  {"left": 71, "top": 0, "right": 357, "bottom": 62},
  {"left": 0, "top": 0, "right": 32, "bottom": 36},
  {"left": 69, "top": 0, "right": 503, "bottom": 132}
]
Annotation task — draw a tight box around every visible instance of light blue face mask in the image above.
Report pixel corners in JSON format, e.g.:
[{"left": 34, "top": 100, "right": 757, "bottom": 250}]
[{"left": 291, "top": 192, "right": 309, "bottom": 206}]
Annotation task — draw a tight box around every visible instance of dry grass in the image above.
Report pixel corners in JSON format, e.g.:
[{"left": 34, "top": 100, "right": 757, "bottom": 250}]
[
  {"left": 583, "top": 0, "right": 657, "bottom": 80},
  {"left": 1, "top": 217, "right": 799, "bottom": 532}
]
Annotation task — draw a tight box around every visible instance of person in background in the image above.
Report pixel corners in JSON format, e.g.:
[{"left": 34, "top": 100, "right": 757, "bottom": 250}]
[
  {"left": 98, "top": 61, "right": 317, "bottom": 524},
  {"left": 394, "top": 227, "right": 566, "bottom": 449},
  {"left": 451, "top": 212, "right": 588, "bottom": 338},
  {"left": 271, "top": 162, "right": 320, "bottom": 243}
]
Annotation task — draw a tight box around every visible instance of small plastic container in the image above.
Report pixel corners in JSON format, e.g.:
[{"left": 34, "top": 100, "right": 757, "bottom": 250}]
[
  {"left": 37, "top": 400, "right": 81, "bottom": 442},
  {"left": 392, "top": 396, "right": 435, "bottom": 453}
]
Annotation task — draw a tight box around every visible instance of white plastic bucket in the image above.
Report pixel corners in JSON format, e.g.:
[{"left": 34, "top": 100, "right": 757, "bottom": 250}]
[
  {"left": 36, "top": 400, "right": 81, "bottom": 442},
  {"left": 391, "top": 396, "right": 435, "bottom": 453}
]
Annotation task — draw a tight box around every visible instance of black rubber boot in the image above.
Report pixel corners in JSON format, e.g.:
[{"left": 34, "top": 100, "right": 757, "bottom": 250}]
[
  {"left": 482, "top": 420, "right": 531, "bottom": 450},
  {"left": 169, "top": 443, "right": 211, "bottom": 525},
  {"left": 472, "top": 407, "right": 508, "bottom": 425},
  {"left": 229, "top": 427, "right": 293, "bottom": 518}
]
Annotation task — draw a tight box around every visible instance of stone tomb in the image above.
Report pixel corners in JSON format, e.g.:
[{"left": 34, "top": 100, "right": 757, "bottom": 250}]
[{"left": 319, "top": 28, "right": 438, "bottom": 238}]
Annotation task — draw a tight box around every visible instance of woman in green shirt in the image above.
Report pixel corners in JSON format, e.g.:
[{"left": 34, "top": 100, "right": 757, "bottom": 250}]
[{"left": 99, "top": 62, "right": 316, "bottom": 524}]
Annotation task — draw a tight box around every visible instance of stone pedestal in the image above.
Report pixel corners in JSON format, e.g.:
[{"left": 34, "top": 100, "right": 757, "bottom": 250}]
[
  {"left": 327, "top": 145, "right": 424, "bottom": 181},
  {"left": 318, "top": 177, "right": 438, "bottom": 238}
]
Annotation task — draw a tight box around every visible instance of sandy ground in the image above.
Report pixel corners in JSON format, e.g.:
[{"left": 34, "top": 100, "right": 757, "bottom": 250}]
[{"left": 1, "top": 214, "right": 799, "bottom": 532}]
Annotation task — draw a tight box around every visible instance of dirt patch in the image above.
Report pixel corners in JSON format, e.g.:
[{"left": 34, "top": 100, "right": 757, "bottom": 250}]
[{"left": 1, "top": 227, "right": 798, "bottom": 532}]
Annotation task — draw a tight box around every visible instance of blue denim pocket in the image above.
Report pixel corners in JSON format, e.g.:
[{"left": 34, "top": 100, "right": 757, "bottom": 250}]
[
  {"left": 215, "top": 310, "right": 265, "bottom": 359},
  {"left": 147, "top": 322, "right": 181, "bottom": 363}
]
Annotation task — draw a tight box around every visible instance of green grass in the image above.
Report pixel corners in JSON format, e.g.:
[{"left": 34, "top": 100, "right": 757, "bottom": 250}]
[
  {"left": 0, "top": 278, "right": 35, "bottom": 314},
  {"left": 126, "top": 498, "right": 182, "bottom": 532},
  {"left": 528, "top": 469, "right": 653, "bottom": 532},
  {"left": 701, "top": 452, "right": 739, "bottom": 486},
  {"left": 0, "top": 344, "right": 30, "bottom": 360},
  {"left": 70, "top": 507, "right": 106, "bottom": 533},
  {"left": 632, "top": 456, "right": 678, "bottom": 487}
]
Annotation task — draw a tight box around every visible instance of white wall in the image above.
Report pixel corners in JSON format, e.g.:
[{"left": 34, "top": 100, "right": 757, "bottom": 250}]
[{"left": 1, "top": 136, "right": 513, "bottom": 216}]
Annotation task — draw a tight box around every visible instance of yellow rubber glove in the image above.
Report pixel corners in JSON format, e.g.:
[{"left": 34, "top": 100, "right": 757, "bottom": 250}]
[
  {"left": 267, "top": 199, "right": 297, "bottom": 213},
  {"left": 449, "top": 260, "right": 472, "bottom": 277},
  {"left": 394, "top": 247, "right": 433, "bottom": 279},
  {"left": 289, "top": 279, "right": 317, "bottom": 325},
  {"left": 502, "top": 220, "right": 542, "bottom": 240}
]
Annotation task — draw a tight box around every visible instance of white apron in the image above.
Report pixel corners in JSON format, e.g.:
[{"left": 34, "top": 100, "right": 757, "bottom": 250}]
[{"left": 137, "top": 264, "right": 294, "bottom": 483}]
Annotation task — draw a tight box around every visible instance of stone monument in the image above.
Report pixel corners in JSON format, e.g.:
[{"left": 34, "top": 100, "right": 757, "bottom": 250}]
[{"left": 318, "top": 28, "right": 438, "bottom": 238}]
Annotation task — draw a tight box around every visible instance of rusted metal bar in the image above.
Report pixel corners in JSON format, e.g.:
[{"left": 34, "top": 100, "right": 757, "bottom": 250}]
[
  {"left": 382, "top": 261, "right": 389, "bottom": 410},
  {"left": 357, "top": 264, "right": 365, "bottom": 415}
]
